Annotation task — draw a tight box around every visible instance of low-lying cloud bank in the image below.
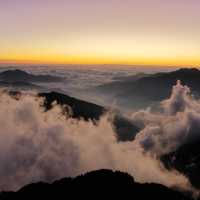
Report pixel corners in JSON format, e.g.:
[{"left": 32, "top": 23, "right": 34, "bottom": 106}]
[{"left": 0, "top": 81, "right": 198, "bottom": 195}]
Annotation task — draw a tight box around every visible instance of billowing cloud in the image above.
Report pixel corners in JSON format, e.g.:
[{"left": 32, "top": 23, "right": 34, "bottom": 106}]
[
  {"left": 0, "top": 88, "right": 193, "bottom": 193},
  {"left": 132, "top": 80, "right": 200, "bottom": 157}
]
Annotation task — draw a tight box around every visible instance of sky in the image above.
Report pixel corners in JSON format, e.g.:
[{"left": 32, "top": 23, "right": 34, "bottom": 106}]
[{"left": 0, "top": 0, "right": 200, "bottom": 66}]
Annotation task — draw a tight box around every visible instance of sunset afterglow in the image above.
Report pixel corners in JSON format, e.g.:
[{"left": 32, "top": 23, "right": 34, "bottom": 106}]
[{"left": 0, "top": 0, "right": 200, "bottom": 66}]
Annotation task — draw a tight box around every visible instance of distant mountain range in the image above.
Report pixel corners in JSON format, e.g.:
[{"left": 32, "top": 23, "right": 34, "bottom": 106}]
[
  {"left": 0, "top": 169, "right": 192, "bottom": 200},
  {"left": 0, "top": 69, "right": 64, "bottom": 83},
  {"left": 96, "top": 68, "right": 200, "bottom": 109}
]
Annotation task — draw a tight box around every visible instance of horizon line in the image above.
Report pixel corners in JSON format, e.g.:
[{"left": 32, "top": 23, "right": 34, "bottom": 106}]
[{"left": 0, "top": 61, "right": 199, "bottom": 69}]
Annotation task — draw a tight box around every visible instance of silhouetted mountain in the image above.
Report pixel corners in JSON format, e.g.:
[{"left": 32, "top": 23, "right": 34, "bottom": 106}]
[
  {"left": 39, "top": 91, "right": 139, "bottom": 141},
  {"left": 0, "top": 70, "right": 63, "bottom": 83},
  {"left": 96, "top": 68, "right": 200, "bottom": 109},
  {"left": 0, "top": 170, "right": 192, "bottom": 200},
  {"left": 39, "top": 91, "right": 105, "bottom": 120},
  {"left": 0, "top": 81, "right": 42, "bottom": 90},
  {"left": 112, "top": 72, "right": 149, "bottom": 82}
]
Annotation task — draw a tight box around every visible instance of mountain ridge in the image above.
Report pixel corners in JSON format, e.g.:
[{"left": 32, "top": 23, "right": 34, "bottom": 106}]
[
  {"left": 0, "top": 69, "right": 64, "bottom": 83},
  {"left": 95, "top": 68, "right": 200, "bottom": 109},
  {"left": 0, "top": 169, "right": 192, "bottom": 200}
]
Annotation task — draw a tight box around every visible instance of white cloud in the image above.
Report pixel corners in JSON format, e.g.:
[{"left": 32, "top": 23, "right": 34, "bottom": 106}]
[{"left": 0, "top": 85, "right": 195, "bottom": 195}]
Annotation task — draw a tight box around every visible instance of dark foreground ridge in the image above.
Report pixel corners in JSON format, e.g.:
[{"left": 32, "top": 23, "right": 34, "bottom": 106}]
[{"left": 0, "top": 170, "right": 192, "bottom": 200}]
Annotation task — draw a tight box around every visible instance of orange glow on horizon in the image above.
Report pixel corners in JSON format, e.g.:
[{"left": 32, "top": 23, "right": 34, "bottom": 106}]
[
  {"left": 0, "top": 1, "right": 200, "bottom": 68},
  {"left": 0, "top": 54, "right": 199, "bottom": 67}
]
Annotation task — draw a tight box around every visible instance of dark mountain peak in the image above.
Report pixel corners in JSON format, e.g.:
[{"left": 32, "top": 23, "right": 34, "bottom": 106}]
[
  {"left": 150, "top": 68, "right": 200, "bottom": 79},
  {"left": 0, "top": 69, "right": 63, "bottom": 82},
  {"left": 39, "top": 91, "right": 139, "bottom": 141},
  {"left": 0, "top": 70, "right": 30, "bottom": 80},
  {"left": 39, "top": 91, "right": 105, "bottom": 120},
  {"left": 172, "top": 68, "right": 200, "bottom": 75},
  {"left": 0, "top": 170, "right": 192, "bottom": 200},
  {"left": 1, "top": 69, "right": 29, "bottom": 75}
]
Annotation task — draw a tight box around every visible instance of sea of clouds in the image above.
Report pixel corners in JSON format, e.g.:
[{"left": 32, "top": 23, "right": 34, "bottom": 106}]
[{"left": 0, "top": 80, "right": 200, "bottom": 196}]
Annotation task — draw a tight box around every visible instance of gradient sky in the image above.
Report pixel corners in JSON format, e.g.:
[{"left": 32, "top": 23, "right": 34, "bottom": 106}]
[{"left": 0, "top": 0, "right": 200, "bottom": 66}]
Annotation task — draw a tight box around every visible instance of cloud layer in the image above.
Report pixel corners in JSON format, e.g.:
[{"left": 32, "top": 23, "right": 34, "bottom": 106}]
[{"left": 0, "top": 81, "right": 197, "bottom": 194}]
